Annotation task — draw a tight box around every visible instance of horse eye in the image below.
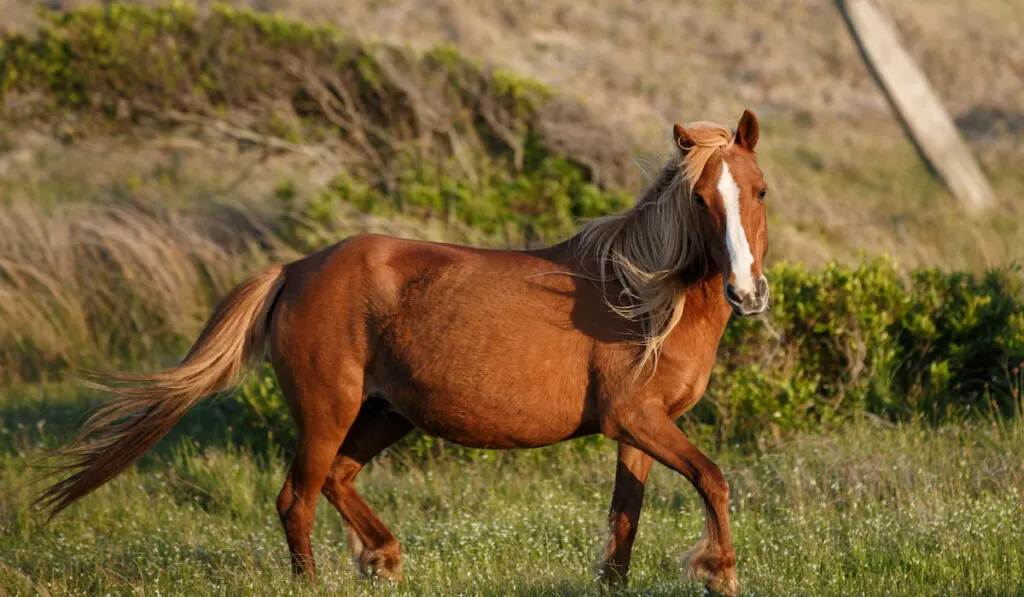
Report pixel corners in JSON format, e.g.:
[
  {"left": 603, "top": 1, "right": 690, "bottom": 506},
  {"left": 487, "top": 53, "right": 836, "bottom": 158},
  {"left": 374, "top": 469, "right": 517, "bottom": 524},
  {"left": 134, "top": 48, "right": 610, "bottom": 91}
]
[
  {"left": 757, "top": 188, "right": 768, "bottom": 202},
  {"left": 694, "top": 193, "right": 707, "bottom": 210}
]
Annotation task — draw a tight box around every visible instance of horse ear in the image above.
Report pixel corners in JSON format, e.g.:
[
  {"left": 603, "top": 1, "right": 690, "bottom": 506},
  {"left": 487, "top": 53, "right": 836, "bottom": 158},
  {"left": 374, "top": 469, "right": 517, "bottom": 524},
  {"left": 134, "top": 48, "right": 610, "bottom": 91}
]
[
  {"left": 673, "top": 123, "right": 695, "bottom": 152},
  {"left": 736, "top": 109, "right": 759, "bottom": 151}
]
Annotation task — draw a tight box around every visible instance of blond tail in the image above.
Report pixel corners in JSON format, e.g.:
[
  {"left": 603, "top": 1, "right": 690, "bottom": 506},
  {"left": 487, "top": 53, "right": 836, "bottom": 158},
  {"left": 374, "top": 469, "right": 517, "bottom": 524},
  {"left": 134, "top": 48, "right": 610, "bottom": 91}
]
[{"left": 35, "top": 264, "right": 288, "bottom": 519}]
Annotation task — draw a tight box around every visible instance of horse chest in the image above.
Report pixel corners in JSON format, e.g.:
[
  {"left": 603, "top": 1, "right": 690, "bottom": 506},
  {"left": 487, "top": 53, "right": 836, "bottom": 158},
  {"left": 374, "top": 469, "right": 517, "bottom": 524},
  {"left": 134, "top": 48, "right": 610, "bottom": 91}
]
[
  {"left": 653, "top": 341, "right": 721, "bottom": 419},
  {"left": 666, "top": 365, "right": 715, "bottom": 419}
]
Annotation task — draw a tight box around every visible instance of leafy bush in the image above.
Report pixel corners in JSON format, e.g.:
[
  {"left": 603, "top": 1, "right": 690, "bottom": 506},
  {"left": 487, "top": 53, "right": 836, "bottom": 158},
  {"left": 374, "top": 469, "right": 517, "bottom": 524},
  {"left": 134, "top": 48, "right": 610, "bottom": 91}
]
[
  {"left": 233, "top": 361, "right": 294, "bottom": 450},
  {"left": 894, "top": 267, "right": 1024, "bottom": 417},
  {"left": 695, "top": 258, "right": 1024, "bottom": 446},
  {"left": 280, "top": 151, "right": 632, "bottom": 252}
]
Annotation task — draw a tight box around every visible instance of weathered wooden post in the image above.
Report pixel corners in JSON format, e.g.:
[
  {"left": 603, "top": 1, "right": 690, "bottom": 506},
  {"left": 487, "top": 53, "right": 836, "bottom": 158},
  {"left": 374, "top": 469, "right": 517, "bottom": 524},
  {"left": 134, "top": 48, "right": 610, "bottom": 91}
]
[{"left": 838, "top": 0, "right": 995, "bottom": 212}]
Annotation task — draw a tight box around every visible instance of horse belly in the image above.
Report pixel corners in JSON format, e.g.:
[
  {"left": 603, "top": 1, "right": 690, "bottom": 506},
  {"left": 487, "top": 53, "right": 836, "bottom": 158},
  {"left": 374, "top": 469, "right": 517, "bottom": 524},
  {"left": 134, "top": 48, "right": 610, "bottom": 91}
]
[
  {"left": 366, "top": 247, "right": 600, "bottom": 448},
  {"left": 372, "top": 351, "right": 594, "bottom": 449}
]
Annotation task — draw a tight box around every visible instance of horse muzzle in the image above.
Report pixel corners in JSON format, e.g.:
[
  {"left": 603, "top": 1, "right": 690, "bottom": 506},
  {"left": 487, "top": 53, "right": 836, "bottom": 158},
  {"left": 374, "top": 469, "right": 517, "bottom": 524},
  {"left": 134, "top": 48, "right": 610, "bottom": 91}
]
[{"left": 725, "top": 276, "right": 770, "bottom": 318}]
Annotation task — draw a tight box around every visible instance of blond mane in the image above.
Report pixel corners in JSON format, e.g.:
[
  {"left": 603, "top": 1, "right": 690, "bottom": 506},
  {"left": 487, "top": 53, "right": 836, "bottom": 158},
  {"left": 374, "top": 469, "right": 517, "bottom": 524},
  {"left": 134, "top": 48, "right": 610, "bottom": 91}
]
[{"left": 573, "top": 121, "right": 735, "bottom": 377}]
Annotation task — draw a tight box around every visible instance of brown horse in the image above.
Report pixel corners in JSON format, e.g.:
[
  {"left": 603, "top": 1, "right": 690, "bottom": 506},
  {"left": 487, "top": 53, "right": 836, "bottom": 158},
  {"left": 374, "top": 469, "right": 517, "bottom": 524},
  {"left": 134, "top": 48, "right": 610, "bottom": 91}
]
[{"left": 38, "top": 110, "right": 769, "bottom": 596}]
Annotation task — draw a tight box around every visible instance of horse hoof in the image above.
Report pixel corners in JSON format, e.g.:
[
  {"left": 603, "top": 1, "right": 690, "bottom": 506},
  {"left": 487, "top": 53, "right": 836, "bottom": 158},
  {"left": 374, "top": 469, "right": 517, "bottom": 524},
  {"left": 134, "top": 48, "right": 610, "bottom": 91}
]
[
  {"left": 358, "top": 550, "right": 403, "bottom": 582},
  {"left": 348, "top": 527, "right": 403, "bottom": 581},
  {"left": 353, "top": 540, "right": 403, "bottom": 582},
  {"left": 704, "top": 572, "right": 738, "bottom": 596}
]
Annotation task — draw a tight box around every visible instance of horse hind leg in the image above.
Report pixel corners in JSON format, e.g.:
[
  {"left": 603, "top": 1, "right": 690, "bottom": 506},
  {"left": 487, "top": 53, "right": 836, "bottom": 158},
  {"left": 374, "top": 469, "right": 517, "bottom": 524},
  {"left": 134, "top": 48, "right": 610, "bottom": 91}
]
[
  {"left": 275, "top": 381, "right": 363, "bottom": 582},
  {"left": 321, "top": 397, "right": 414, "bottom": 581}
]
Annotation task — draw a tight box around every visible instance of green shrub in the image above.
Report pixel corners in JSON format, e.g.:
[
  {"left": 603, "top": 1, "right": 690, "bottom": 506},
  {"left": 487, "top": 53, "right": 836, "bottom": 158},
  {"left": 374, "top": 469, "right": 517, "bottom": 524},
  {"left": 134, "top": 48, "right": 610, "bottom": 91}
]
[
  {"left": 894, "top": 267, "right": 1024, "bottom": 418},
  {"left": 694, "top": 259, "right": 1024, "bottom": 446},
  {"left": 702, "top": 259, "right": 909, "bottom": 444},
  {"left": 278, "top": 152, "right": 632, "bottom": 252},
  {"left": 233, "top": 361, "right": 294, "bottom": 451}
]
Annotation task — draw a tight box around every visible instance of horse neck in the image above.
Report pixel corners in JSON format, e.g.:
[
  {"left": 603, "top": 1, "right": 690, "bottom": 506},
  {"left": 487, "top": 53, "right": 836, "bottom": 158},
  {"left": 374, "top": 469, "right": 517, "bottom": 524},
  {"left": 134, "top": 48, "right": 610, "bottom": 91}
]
[
  {"left": 666, "top": 271, "right": 732, "bottom": 351},
  {"left": 534, "top": 226, "right": 726, "bottom": 316},
  {"left": 685, "top": 271, "right": 730, "bottom": 317},
  {"left": 540, "top": 234, "right": 730, "bottom": 334}
]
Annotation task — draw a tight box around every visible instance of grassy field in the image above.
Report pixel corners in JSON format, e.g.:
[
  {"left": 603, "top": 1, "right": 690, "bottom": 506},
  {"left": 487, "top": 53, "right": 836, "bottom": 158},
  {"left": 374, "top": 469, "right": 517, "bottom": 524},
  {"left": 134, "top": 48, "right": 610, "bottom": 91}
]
[{"left": 1, "top": 383, "right": 1022, "bottom": 596}]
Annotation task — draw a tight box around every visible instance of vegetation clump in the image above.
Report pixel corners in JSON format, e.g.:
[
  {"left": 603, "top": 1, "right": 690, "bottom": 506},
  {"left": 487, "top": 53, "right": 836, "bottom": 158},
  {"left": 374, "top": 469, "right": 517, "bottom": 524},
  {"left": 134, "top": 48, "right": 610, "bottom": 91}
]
[{"left": 0, "top": 4, "right": 636, "bottom": 249}]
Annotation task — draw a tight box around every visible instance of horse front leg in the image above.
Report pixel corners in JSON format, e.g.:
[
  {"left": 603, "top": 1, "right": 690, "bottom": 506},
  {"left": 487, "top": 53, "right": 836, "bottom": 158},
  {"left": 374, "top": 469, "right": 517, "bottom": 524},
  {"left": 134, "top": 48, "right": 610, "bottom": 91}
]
[
  {"left": 599, "top": 442, "right": 653, "bottom": 587},
  {"left": 612, "top": 405, "right": 738, "bottom": 596}
]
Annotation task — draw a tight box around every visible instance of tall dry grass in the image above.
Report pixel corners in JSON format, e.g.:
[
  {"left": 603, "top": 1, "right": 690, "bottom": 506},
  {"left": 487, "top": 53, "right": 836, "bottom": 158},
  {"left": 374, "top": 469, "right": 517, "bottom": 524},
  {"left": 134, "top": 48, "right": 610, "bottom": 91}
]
[
  {"left": 0, "top": 191, "right": 498, "bottom": 385},
  {"left": 0, "top": 201, "right": 281, "bottom": 383}
]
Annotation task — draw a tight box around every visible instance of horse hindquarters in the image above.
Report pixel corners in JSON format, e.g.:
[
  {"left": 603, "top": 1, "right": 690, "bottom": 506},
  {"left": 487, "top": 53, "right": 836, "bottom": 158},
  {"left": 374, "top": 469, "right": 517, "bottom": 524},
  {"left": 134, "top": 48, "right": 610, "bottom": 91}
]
[{"left": 267, "top": 241, "right": 383, "bottom": 581}]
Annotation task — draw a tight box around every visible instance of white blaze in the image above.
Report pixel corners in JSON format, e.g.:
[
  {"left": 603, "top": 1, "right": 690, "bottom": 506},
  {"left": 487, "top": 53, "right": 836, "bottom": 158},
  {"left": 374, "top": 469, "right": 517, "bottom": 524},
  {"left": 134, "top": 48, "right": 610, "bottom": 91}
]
[{"left": 717, "top": 161, "right": 755, "bottom": 293}]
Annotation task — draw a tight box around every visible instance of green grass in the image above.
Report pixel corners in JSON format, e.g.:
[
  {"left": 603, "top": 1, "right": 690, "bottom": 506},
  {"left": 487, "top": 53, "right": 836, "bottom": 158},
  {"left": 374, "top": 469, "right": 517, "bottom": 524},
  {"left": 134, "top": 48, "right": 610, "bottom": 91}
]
[{"left": 1, "top": 383, "right": 1022, "bottom": 596}]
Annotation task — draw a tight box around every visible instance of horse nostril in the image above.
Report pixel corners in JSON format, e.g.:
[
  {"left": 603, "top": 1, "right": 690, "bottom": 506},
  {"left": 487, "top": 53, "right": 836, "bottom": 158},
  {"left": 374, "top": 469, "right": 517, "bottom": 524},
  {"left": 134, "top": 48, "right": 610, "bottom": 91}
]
[
  {"left": 725, "top": 284, "right": 742, "bottom": 305},
  {"left": 757, "top": 276, "right": 769, "bottom": 297}
]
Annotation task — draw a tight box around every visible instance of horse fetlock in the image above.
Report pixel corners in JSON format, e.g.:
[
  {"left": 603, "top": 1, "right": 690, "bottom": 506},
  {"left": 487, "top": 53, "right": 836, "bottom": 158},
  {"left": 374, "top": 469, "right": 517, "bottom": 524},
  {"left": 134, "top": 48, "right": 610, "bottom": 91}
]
[
  {"left": 345, "top": 525, "right": 365, "bottom": 559},
  {"left": 289, "top": 552, "right": 317, "bottom": 582},
  {"left": 682, "top": 542, "right": 737, "bottom": 596}
]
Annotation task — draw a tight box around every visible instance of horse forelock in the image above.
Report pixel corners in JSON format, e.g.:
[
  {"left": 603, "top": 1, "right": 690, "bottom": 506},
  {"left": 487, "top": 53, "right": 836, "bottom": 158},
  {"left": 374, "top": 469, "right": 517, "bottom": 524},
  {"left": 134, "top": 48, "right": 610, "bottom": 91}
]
[
  {"left": 677, "top": 122, "right": 735, "bottom": 195},
  {"left": 573, "top": 121, "right": 735, "bottom": 378}
]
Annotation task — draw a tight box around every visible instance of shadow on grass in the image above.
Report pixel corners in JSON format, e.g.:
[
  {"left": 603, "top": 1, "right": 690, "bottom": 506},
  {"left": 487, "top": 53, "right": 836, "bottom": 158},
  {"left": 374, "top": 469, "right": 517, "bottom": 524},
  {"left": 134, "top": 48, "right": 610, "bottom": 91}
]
[
  {"left": 0, "top": 381, "right": 293, "bottom": 473},
  {"left": 444, "top": 578, "right": 708, "bottom": 597}
]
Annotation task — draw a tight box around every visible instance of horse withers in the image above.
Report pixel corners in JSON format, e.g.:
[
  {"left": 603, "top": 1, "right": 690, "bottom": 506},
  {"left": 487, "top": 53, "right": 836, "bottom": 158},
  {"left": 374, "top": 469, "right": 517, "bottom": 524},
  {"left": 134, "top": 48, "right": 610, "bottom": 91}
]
[{"left": 38, "top": 110, "right": 770, "bottom": 596}]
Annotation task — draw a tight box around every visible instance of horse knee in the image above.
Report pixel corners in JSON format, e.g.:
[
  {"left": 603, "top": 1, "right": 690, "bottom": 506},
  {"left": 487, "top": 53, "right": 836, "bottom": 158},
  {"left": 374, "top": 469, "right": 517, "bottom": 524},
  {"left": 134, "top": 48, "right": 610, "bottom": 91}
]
[{"left": 277, "top": 479, "right": 295, "bottom": 523}]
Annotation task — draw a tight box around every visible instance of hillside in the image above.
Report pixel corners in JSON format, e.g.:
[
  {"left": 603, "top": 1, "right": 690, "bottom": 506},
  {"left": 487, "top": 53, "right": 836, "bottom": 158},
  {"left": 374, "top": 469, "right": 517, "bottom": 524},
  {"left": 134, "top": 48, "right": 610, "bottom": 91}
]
[
  {"left": 0, "top": 4, "right": 643, "bottom": 382},
  {"left": 2, "top": 0, "right": 1022, "bottom": 269}
]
